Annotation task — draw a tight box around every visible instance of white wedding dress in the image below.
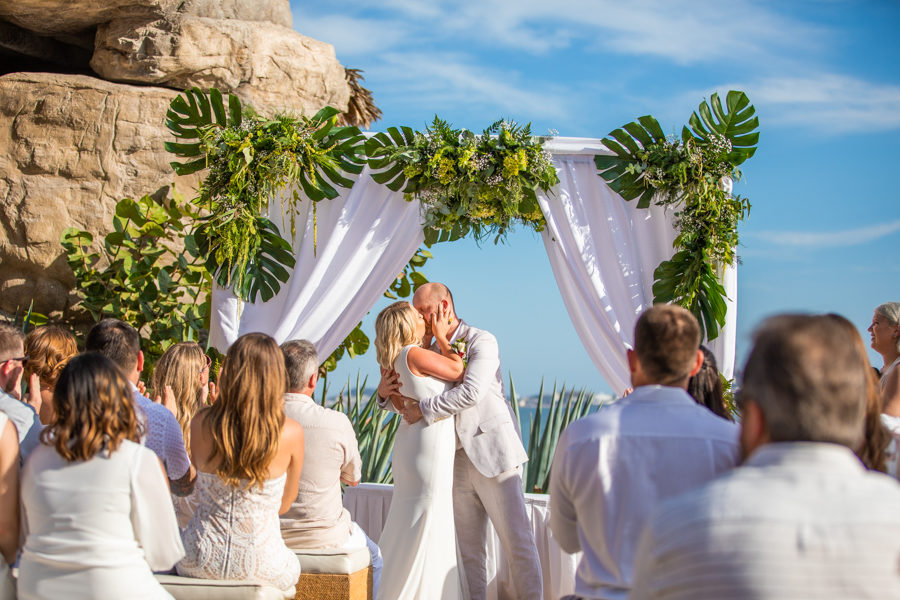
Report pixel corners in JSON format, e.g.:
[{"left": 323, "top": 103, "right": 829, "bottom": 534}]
[{"left": 377, "top": 345, "right": 467, "bottom": 600}]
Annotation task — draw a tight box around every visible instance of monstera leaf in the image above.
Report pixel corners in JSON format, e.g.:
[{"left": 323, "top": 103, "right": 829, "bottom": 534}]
[
  {"left": 652, "top": 250, "right": 728, "bottom": 341},
  {"left": 194, "top": 216, "right": 296, "bottom": 303},
  {"left": 594, "top": 115, "right": 667, "bottom": 208},
  {"left": 295, "top": 106, "right": 367, "bottom": 201},
  {"left": 364, "top": 126, "right": 418, "bottom": 192},
  {"left": 682, "top": 91, "right": 759, "bottom": 166},
  {"left": 165, "top": 87, "right": 242, "bottom": 175}
]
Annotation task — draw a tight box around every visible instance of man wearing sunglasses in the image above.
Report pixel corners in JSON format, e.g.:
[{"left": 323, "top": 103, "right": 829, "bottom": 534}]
[{"left": 0, "top": 322, "right": 43, "bottom": 464}]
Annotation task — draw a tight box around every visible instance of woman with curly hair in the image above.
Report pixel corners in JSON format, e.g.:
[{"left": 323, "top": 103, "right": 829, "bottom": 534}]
[
  {"left": 23, "top": 325, "right": 77, "bottom": 424},
  {"left": 177, "top": 333, "right": 304, "bottom": 597},
  {"left": 18, "top": 353, "right": 184, "bottom": 599}
]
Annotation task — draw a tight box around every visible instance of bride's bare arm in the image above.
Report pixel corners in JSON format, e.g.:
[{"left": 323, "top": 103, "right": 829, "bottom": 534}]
[{"left": 407, "top": 345, "right": 464, "bottom": 382}]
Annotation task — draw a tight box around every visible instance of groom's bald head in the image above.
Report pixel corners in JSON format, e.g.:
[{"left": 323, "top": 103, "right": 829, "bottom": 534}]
[{"left": 413, "top": 282, "right": 457, "bottom": 336}]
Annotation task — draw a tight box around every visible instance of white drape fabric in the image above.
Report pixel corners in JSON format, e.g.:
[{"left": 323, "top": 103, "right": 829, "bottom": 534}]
[
  {"left": 538, "top": 138, "right": 737, "bottom": 394},
  {"left": 209, "top": 165, "right": 424, "bottom": 358},
  {"left": 208, "top": 138, "right": 737, "bottom": 391}
]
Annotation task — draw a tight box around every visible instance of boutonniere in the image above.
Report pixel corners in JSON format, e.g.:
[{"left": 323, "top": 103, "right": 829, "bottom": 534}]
[{"left": 450, "top": 338, "right": 468, "bottom": 367}]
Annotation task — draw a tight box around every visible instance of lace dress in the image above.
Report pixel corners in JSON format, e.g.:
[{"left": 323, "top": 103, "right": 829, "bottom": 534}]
[
  {"left": 177, "top": 472, "right": 301, "bottom": 597},
  {"left": 377, "top": 345, "right": 467, "bottom": 600}
]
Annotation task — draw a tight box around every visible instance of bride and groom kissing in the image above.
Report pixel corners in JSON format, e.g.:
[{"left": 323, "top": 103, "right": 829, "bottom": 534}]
[{"left": 375, "top": 282, "right": 543, "bottom": 600}]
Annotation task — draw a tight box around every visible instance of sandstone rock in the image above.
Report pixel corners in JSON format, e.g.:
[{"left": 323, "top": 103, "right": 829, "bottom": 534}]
[
  {"left": 0, "top": 0, "right": 176, "bottom": 36},
  {"left": 0, "top": 0, "right": 290, "bottom": 36},
  {"left": 91, "top": 16, "right": 349, "bottom": 115},
  {"left": 0, "top": 72, "right": 200, "bottom": 315}
]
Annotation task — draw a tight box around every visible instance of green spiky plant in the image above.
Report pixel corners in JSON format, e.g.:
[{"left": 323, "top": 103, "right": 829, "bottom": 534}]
[
  {"left": 595, "top": 91, "right": 758, "bottom": 340},
  {"left": 510, "top": 377, "right": 602, "bottom": 493}
]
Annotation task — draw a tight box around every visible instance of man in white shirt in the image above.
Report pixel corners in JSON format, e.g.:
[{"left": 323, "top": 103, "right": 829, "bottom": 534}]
[
  {"left": 549, "top": 304, "right": 739, "bottom": 600},
  {"left": 84, "top": 319, "right": 195, "bottom": 497},
  {"left": 0, "top": 321, "right": 42, "bottom": 464},
  {"left": 278, "top": 340, "right": 382, "bottom": 595},
  {"left": 631, "top": 314, "right": 900, "bottom": 599}
]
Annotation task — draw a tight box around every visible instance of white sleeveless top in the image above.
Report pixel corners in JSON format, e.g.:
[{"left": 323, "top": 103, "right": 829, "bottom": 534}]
[{"left": 395, "top": 345, "right": 450, "bottom": 401}]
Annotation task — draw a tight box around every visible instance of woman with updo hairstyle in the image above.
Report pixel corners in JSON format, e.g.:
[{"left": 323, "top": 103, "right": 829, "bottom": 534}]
[
  {"left": 150, "top": 341, "right": 210, "bottom": 528},
  {"left": 870, "top": 302, "right": 900, "bottom": 409},
  {"left": 18, "top": 353, "right": 184, "bottom": 599},
  {"left": 177, "top": 332, "right": 304, "bottom": 596},
  {"left": 23, "top": 325, "right": 77, "bottom": 424},
  {"left": 686, "top": 346, "right": 734, "bottom": 421}
]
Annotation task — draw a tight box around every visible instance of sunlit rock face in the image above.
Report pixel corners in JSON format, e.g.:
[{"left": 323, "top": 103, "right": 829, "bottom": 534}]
[{"left": 0, "top": 0, "right": 352, "bottom": 316}]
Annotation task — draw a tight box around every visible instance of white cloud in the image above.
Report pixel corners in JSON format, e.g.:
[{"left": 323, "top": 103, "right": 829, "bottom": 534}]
[
  {"left": 367, "top": 53, "right": 571, "bottom": 120},
  {"left": 748, "top": 219, "right": 900, "bottom": 248}
]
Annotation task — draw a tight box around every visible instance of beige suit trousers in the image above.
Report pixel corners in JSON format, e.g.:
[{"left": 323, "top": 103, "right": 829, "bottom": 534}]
[{"left": 453, "top": 449, "right": 543, "bottom": 600}]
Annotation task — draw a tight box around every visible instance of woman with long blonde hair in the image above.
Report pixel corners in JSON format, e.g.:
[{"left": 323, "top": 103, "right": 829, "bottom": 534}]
[
  {"left": 150, "top": 341, "right": 210, "bottom": 527},
  {"left": 374, "top": 301, "right": 467, "bottom": 600},
  {"left": 18, "top": 353, "right": 183, "bottom": 599},
  {"left": 23, "top": 325, "right": 78, "bottom": 424},
  {"left": 177, "top": 332, "right": 303, "bottom": 597}
]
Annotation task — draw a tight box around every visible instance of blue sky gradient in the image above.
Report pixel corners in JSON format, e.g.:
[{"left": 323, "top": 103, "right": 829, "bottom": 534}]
[{"left": 289, "top": 0, "right": 899, "bottom": 395}]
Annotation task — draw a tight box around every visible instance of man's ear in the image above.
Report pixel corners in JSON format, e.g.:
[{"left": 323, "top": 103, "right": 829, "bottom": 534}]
[
  {"left": 740, "top": 400, "right": 768, "bottom": 461},
  {"left": 688, "top": 349, "right": 704, "bottom": 377},
  {"left": 626, "top": 348, "right": 638, "bottom": 374},
  {"left": 307, "top": 372, "right": 318, "bottom": 391}
]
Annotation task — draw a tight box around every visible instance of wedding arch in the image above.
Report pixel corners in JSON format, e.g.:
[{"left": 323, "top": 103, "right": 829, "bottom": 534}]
[{"left": 164, "top": 89, "right": 758, "bottom": 392}]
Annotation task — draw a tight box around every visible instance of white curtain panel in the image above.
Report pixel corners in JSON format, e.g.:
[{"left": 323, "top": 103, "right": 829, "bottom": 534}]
[
  {"left": 208, "top": 165, "right": 424, "bottom": 359},
  {"left": 538, "top": 138, "right": 737, "bottom": 394}
]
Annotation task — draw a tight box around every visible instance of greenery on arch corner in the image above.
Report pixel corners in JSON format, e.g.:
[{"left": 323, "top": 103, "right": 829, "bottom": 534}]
[
  {"left": 164, "top": 87, "right": 366, "bottom": 302},
  {"left": 594, "top": 90, "right": 759, "bottom": 340},
  {"left": 365, "top": 117, "right": 559, "bottom": 243}
]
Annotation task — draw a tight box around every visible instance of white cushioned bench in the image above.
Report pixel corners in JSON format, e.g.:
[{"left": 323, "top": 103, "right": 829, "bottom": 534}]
[
  {"left": 155, "top": 574, "right": 286, "bottom": 600},
  {"left": 292, "top": 546, "right": 372, "bottom": 600}
]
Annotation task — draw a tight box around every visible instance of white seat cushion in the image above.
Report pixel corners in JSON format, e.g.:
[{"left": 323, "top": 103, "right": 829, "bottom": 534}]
[
  {"left": 154, "top": 574, "right": 286, "bottom": 600},
  {"left": 293, "top": 546, "right": 371, "bottom": 574}
]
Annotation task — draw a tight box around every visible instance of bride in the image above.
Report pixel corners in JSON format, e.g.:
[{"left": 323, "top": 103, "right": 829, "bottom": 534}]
[{"left": 374, "top": 301, "right": 469, "bottom": 600}]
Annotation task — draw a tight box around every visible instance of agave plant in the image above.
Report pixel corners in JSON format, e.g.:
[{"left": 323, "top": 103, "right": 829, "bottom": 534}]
[
  {"left": 328, "top": 375, "right": 401, "bottom": 484},
  {"left": 510, "top": 376, "right": 601, "bottom": 493}
]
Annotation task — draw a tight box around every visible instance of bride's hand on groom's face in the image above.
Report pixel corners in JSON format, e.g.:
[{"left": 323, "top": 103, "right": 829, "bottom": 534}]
[{"left": 430, "top": 303, "right": 452, "bottom": 342}]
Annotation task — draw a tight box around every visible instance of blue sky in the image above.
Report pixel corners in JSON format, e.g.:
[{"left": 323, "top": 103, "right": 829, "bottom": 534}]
[{"left": 289, "top": 0, "right": 900, "bottom": 396}]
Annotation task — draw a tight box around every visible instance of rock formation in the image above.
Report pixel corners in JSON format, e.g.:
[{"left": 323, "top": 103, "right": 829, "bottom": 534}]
[{"left": 0, "top": 0, "right": 368, "bottom": 316}]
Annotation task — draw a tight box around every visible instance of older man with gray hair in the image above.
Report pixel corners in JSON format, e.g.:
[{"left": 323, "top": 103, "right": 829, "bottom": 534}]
[
  {"left": 279, "top": 339, "right": 382, "bottom": 595},
  {"left": 631, "top": 314, "right": 900, "bottom": 599}
]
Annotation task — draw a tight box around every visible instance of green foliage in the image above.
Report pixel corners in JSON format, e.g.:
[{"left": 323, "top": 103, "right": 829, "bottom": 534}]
[
  {"left": 60, "top": 190, "right": 211, "bottom": 363},
  {"left": 366, "top": 117, "right": 559, "bottom": 242},
  {"left": 165, "top": 88, "right": 366, "bottom": 302},
  {"left": 510, "top": 377, "right": 601, "bottom": 493},
  {"left": 595, "top": 91, "right": 758, "bottom": 340},
  {"left": 10, "top": 300, "right": 48, "bottom": 333},
  {"left": 329, "top": 376, "right": 401, "bottom": 484}
]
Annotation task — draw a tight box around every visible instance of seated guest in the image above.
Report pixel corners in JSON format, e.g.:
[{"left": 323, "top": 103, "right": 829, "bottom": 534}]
[
  {"left": 0, "top": 403, "right": 19, "bottom": 571},
  {"left": 18, "top": 353, "right": 184, "bottom": 599},
  {"left": 150, "top": 342, "right": 210, "bottom": 527},
  {"left": 24, "top": 324, "right": 78, "bottom": 424},
  {"left": 549, "top": 305, "right": 739, "bottom": 600},
  {"left": 178, "top": 333, "right": 303, "bottom": 598},
  {"left": 686, "top": 345, "right": 734, "bottom": 421},
  {"left": 631, "top": 314, "right": 900, "bottom": 598},
  {"left": 0, "top": 322, "right": 43, "bottom": 464},
  {"left": 85, "top": 319, "right": 195, "bottom": 497},
  {"left": 279, "top": 340, "right": 383, "bottom": 594}
]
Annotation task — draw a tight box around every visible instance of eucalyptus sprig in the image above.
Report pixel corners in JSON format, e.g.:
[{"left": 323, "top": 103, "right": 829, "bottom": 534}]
[{"left": 366, "top": 117, "right": 558, "bottom": 243}]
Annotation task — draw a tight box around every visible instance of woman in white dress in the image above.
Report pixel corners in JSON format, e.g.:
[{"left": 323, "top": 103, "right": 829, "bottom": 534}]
[
  {"left": 177, "top": 332, "right": 304, "bottom": 598},
  {"left": 870, "top": 303, "right": 900, "bottom": 476},
  {"left": 18, "top": 353, "right": 184, "bottom": 600},
  {"left": 374, "top": 300, "right": 468, "bottom": 600}
]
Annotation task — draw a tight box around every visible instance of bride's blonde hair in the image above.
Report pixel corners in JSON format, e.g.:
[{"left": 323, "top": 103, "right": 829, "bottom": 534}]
[{"left": 375, "top": 301, "right": 420, "bottom": 370}]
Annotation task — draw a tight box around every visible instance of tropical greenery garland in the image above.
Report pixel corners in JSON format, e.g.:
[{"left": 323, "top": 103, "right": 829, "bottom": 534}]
[
  {"left": 365, "top": 117, "right": 559, "bottom": 244},
  {"left": 595, "top": 91, "right": 758, "bottom": 340},
  {"left": 165, "top": 88, "right": 365, "bottom": 302}
]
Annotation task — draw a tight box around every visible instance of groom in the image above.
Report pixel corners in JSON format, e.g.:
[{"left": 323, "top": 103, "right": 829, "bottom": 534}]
[{"left": 378, "top": 282, "right": 543, "bottom": 600}]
